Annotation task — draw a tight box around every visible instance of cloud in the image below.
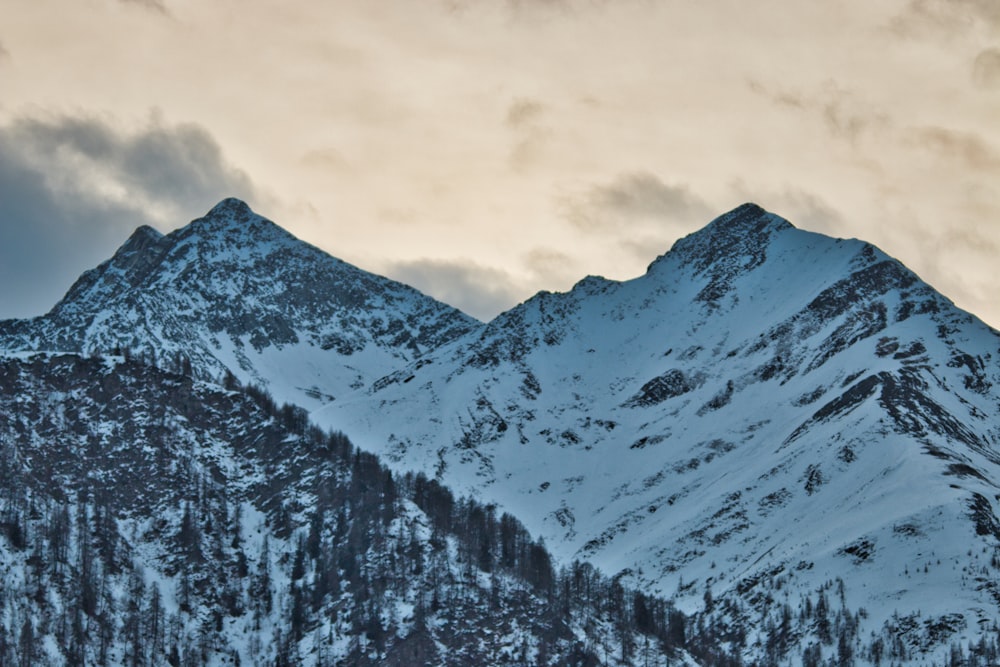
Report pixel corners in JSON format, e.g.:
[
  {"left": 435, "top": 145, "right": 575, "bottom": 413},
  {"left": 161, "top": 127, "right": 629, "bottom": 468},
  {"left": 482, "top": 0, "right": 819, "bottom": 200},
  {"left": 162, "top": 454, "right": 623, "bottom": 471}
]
[
  {"left": 908, "top": 126, "right": 1000, "bottom": 171},
  {"left": 119, "top": 0, "right": 169, "bottom": 14},
  {"left": 565, "top": 172, "right": 713, "bottom": 231},
  {"left": 728, "top": 181, "right": 847, "bottom": 237},
  {"left": 383, "top": 258, "right": 526, "bottom": 321},
  {"left": 442, "top": 0, "right": 582, "bottom": 17},
  {"left": 301, "top": 147, "right": 352, "bottom": 172},
  {"left": 506, "top": 98, "right": 545, "bottom": 128},
  {"left": 972, "top": 48, "right": 1000, "bottom": 89},
  {"left": 0, "top": 112, "right": 259, "bottom": 318},
  {"left": 748, "top": 79, "right": 889, "bottom": 143},
  {"left": 522, "top": 247, "right": 578, "bottom": 284},
  {"left": 505, "top": 97, "right": 551, "bottom": 170},
  {"left": 0, "top": 40, "right": 8, "bottom": 61},
  {"left": 890, "top": 0, "right": 1000, "bottom": 38}
]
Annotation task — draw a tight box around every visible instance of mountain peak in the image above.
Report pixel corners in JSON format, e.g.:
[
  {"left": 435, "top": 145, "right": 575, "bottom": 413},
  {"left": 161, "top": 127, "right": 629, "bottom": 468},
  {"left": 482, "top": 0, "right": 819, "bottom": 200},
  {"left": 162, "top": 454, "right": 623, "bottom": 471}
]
[
  {"left": 183, "top": 197, "right": 279, "bottom": 241},
  {"left": 126, "top": 224, "right": 164, "bottom": 246},
  {"left": 695, "top": 202, "right": 794, "bottom": 242},
  {"left": 207, "top": 196, "right": 254, "bottom": 218},
  {"left": 201, "top": 198, "right": 260, "bottom": 228},
  {"left": 646, "top": 203, "right": 794, "bottom": 282}
]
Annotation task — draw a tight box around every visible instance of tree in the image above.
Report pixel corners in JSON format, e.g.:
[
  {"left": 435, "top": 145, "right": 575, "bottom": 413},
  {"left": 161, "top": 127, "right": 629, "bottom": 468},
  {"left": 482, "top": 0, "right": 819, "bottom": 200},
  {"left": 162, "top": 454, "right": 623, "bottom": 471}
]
[{"left": 18, "top": 618, "right": 36, "bottom": 667}]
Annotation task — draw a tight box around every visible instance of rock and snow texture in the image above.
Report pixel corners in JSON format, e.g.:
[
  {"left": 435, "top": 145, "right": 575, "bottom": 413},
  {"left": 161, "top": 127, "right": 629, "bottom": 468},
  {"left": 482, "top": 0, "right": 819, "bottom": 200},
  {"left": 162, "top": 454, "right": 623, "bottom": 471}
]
[
  {"left": 0, "top": 354, "right": 689, "bottom": 666},
  {"left": 0, "top": 198, "right": 479, "bottom": 409},
  {"left": 3, "top": 199, "right": 1000, "bottom": 660},
  {"left": 314, "top": 203, "right": 1000, "bottom": 648}
]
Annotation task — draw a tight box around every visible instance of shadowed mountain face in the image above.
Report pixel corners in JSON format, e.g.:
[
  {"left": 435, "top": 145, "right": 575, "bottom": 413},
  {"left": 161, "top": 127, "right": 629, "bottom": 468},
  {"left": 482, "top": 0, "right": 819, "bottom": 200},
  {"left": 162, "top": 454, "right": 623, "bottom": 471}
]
[
  {"left": 0, "top": 198, "right": 480, "bottom": 408},
  {"left": 0, "top": 353, "right": 695, "bottom": 666},
  {"left": 3, "top": 200, "right": 1000, "bottom": 663}
]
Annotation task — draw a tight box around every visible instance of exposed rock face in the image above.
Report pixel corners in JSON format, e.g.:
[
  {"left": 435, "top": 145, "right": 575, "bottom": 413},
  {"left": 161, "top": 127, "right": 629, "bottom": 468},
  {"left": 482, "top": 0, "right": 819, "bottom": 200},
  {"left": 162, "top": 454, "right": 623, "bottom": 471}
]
[
  {"left": 0, "top": 198, "right": 480, "bottom": 408},
  {"left": 4, "top": 200, "right": 1000, "bottom": 664},
  {"left": 313, "top": 203, "right": 1000, "bottom": 657}
]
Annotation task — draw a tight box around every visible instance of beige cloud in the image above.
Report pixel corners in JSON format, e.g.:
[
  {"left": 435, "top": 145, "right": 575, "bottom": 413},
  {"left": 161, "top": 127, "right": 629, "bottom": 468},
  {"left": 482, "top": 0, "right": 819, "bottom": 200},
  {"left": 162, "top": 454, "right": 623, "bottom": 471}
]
[
  {"left": 729, "top": 182, "right": 847, "bottom": 238},
  {"left": 522, "top": 247, "right": 580, "bottom": 288},
  {"left": 3, "top": 0, "right": 998, "bottom": 327},
  {"left": 891, "top": 0, "right": 1000, "bottom": 38},
  {"left": 301, "top": 147, "right": 352, "bottom": 172},
  {"left": 908, "top": 126, "right": 1000, "bottom": 171},
  {"left": 972, "top": 48, "right": 1000, "bottom": 89},
  {"left": 442, "top": 0, "right": 592, "bottom": 18},
  {"left": 748, "top": 79, "right": 890, "bottom": 144},
  {"left": 506, "top": 98, "right": 545, "bottom": 128},
  {"left": 565, "top": 172, "right": 713, "bottom": 231},
  {"left": 505, "top": 98, "right": 551, "bottom": 171},
  {"left": 0, "top": 40, "right": 8, "bottom": 61},
  {"left": 746, "top": 79, "right": 807, "bottom": 110},
  {"left": 119, "top": 0, "right": 169, "bottom": 14}
]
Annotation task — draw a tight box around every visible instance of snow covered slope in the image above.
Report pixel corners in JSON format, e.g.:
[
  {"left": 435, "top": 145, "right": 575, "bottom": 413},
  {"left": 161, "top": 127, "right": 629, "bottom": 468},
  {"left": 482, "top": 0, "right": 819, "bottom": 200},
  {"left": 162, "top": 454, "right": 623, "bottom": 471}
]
[
  {"left": 0, "top": 198, "right": 479, "bottom": 409},
  {"left": 0, "top": 353, "right": 696, "bottom": 666},
  {"left": 315, "top": 203, "right": 1000, "bottom": 656},
  {"left": 3, "top": 199, "right": 998, "bottom": 661}
]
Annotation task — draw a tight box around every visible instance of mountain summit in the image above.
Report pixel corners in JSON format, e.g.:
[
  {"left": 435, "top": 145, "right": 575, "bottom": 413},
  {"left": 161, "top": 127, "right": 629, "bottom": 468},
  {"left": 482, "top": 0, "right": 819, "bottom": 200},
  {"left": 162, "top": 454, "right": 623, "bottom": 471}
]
[
  {"left": 312, "top": 204, "right": 1000, "bottom": 656},
  {"left": 2, "top": 200, "right": 999, "bottom": 662},
  {"left": 0, "top": 198, "right": 479, "bottom": 407}
]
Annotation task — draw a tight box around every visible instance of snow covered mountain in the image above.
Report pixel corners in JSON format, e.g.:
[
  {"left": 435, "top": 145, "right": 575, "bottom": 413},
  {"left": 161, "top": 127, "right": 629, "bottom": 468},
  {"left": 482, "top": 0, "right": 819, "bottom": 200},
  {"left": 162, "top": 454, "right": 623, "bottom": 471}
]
[
  {"left": 313, "top": 203, "right": 1000, "bottom": 659},
  {"left": 0, "top": 198, "right": 479, "bottom": 409},
  {"left": 3, "top": 199, "right": 999, "bottom": 663},
  {"left": 0, "top": 352, "right": 700, "bottom": 666}
]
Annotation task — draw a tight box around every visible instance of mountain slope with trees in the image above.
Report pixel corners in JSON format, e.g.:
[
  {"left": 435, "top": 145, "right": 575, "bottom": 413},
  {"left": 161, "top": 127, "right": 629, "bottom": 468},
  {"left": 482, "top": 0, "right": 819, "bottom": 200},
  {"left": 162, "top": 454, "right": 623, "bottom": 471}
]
[
  {"left": 2, "top": 200, "right": 1000, "bottom": 665},
  {"left": 0, "top": 352, "right": 710, "bottom": 666}
]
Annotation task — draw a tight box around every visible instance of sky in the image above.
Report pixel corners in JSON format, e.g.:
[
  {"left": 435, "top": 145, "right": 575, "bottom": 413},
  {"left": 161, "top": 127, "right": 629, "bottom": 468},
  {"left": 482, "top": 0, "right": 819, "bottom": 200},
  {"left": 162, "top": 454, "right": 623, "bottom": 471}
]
[{"left": 1, "top": 0, "right": 998, "bottom": 326}]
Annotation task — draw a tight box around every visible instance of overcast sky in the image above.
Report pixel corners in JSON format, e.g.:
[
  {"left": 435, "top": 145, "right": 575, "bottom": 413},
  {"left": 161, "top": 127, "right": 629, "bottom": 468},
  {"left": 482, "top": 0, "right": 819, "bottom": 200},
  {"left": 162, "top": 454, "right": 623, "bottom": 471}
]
[{"left": 1, "top": 0, "right": 998, "bottom": 326}]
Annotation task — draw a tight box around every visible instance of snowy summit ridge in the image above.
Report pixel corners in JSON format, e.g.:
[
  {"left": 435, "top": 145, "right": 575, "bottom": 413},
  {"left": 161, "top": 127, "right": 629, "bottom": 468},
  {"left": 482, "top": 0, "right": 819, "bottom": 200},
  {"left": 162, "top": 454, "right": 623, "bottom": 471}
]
[
  {"left": 2, "top": 199, "right": 999, "bottom": 664},
  {"left": 0, "top": 198, "right": 480, "bottom": 407},
  {"left": 311, "top": 202, "right": 1000, "bottom": 659}
]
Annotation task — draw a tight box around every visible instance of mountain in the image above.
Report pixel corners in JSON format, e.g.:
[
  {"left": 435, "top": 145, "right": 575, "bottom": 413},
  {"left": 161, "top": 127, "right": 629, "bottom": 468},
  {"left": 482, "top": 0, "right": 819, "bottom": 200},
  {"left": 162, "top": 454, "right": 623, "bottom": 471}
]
[
  {"left": 3, "top": 199, "right": 999, "bottom": 664},
  {"left": 0, "top": 198, "right": 479, "bottom": 409},
  {"left": 313, "top": 203, "right": 1000, "bottom": 659},
  {"left": 0, "top": 352, "right": 704, "bottom": 666}
]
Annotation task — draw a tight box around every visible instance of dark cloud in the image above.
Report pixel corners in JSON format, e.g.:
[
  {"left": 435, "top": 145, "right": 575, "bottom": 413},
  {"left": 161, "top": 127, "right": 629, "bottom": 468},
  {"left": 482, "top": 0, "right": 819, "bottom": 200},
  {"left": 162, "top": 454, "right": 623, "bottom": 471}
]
[
  {"left": 909, "top": 126, "right": 1000, "bottom": 170},
  {"left": 565, "top": 172, "right": 713, "bottom": 231},
  {"left": 0, "top": 113, "right": 258, "bottom": 319},
  {"left": 972, "top": 48, "right": 1000, "bottom": 89},
  {"left": 384, "top": 258, "right": 525, "bottom": 321}
]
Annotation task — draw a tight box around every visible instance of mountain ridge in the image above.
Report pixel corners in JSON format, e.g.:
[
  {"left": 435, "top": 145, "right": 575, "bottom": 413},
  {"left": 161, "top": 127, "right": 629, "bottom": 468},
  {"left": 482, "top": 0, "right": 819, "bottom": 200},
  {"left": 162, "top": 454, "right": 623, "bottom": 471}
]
[
  {"left": 2, "top": 198, "right": 999, "bottom": 664},
  {"left": 0, "top": 198, "right": 481, "bottom": 408},
  {"left": 309, "top": 202, "right": 1000, "bottom": 659}
]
